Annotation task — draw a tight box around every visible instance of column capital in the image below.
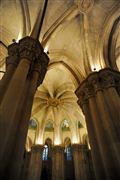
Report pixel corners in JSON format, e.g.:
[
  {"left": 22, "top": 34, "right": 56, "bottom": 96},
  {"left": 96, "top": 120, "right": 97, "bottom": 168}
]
[
  {"left": 7, "top": 36, "right": 49, "bottom": 86},
  {"left": 19, "top": 36, "right": 49, "bottom": 86},
  {"left": 31, "top": 144, "right": 43, "bottom": 154},
  {"left": 72, "top": 144, "right": 80, "bottom": 151},
  {"left": 76, "top": 68, "right": 120, "bottom": 107},
  {"left": 35, "top": 52, "right": 49, "bottom": 86},
  {"left": 72, "top": 144, "right": 88, "bottom": 151},
  {"left": 99, "top": 69, "right": 116, "bottom": 89},
  {"left": 19, "top": 36, "right": 43, "bottom": 62},
  {"left": 6, "top": 42, "right": 19, "bottom": 67},
  {"left": 52, "top": 145, "right": 64, "bottom": 154}
]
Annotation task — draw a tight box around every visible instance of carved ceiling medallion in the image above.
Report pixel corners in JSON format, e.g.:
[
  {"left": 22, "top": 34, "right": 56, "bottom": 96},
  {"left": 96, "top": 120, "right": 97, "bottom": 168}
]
[{"left": 76, "top": 0, "right": 94, "bottom": 14}]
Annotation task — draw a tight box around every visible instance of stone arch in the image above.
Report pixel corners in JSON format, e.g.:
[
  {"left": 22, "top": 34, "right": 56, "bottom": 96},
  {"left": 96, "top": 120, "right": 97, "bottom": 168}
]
[
  {"left": 82, "top": 134, "right": 89, "bottom": 146},
  {"left": 98, "top": 4, "right": 120, "bottom": 69},
  {"left": 108, "top": 16, "right": 120, "bottom": 70},
  {"left": 25, "top": 136, "right": 32, "bottom": 151},
  {"left": 43, "top": 120, "right": 54, "bottom": 144},
  {"left": 64, "top": 137, "right": 72, "bottom": 161},
  {"left": 64, "top": 137, "right": 71, "bottom": 148}
]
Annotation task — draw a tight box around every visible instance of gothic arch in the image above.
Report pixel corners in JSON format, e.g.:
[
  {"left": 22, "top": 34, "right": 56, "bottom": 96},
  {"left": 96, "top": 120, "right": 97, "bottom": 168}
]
[{"left": 98, "top": 4, "right": 120, "bottom": 69}]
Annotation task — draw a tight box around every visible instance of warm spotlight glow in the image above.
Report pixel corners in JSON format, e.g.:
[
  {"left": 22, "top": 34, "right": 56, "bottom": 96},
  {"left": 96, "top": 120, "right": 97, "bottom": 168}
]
[
  {"left": 54, "top": 137, "right": 61, "bottom": 145},
  {"left": 72, "top": 136, "right": 79, "bottom": 144},
  {"left": 91, "top": 63, "right": 101, "bottom": 72},
  {"left": 44, "top": 46, "right": 48, "bottom": 53},
  {"left": 36, "top": 137, "right": 43, "bottom": 145},
  {"left": 16, "top": 32, "right": 22, "bottom": 42},
  {"left": 88, "top": 142, "right": 91, "bottom": 150},
  {"left": 26, "top": 147, "right": 31, "bottom": 152}
]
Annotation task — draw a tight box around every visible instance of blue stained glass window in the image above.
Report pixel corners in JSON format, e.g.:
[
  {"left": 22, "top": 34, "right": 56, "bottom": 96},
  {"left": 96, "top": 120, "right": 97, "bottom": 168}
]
[
  {"left": 42, "top": 145, "right": 48, "bottom": 160},
  {"left": 65, "top": 146, "right": 72, "bottom": 160}
]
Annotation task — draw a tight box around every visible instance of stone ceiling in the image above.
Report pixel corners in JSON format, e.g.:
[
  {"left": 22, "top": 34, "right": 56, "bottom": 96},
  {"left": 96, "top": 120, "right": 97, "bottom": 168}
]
[{"left": 0, "top": 0, "right": 120, "bottom": 145}]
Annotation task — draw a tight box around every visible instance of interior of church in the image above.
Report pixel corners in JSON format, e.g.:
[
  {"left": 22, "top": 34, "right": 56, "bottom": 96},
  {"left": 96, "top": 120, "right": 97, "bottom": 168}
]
[{"left": 0, "top": 0, "right": 120, "bottom": 180}]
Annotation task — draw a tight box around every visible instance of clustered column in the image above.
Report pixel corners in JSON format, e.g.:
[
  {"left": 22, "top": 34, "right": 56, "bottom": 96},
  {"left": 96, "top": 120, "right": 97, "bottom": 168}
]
[
  {"left": 21, "top": 151, "right": 31, "bottom": 180},
  {"left": 52, "top": 145, "right": 64, "bottom": 180},
  {"left": 28, "top": 145, "right": 43, "bottom": 180},
  {"left": 72, "top": 144, "right": 92, "bottom": 180},
  {"left": 0, "top": 42, "right": 19, "bottom": 103},
  {"left": 0, "top": 36, "right": 49, "bottom": 180},
  {"left": 76, "top": 68, "right": 120, "bottom": 180}
]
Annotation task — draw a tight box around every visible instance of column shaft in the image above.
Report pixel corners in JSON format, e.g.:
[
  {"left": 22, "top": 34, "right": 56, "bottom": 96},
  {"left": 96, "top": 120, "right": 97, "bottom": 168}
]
[
  {"left": 0, "top": 36, "right": 49, "bottom": 179},
  {"left": 28, "top": 145, "right": 43, "bottom": 180},
  {"left": 72, "top": 144, "right": 92, "bottom": 180},
  {"left": 8, "top": 71, "right": 39, "bottom": 180},
  {"left": 76, "top": 68, "right": 120, "bottom": 180},
  {"left": 0, "top": 58, "right": 30, "bottom": 177},
  {"left": 52, "top": 146, "right": 64, "bottom": 180},
  {"left": 82, "top": 103, "right": 106, "bottom": 180}
]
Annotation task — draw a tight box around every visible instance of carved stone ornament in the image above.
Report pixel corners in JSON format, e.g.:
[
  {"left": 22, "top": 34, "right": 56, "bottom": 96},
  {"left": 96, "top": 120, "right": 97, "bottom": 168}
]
[
  {"left": 6, "top": 36, "right": 49, "bottom": 86},
  {"left": 99, "top": 69, "right": 115, "bottom": 89},
  {"left": 76, "top": 83, "right": 88, "bottom": 108},
  {"left": 76, "top": 0, "right": 94, "bottom": 13},
  {"left": 6, "top": 42, "right": 19, "bottom": 67},
  {"left": 88, "top": 73, "right": 102, "bottom": 93},
  {"left": 36, "top": 52, "right": 49, "bottom": 86},
  {"left": 76, "top": 68, "right": 120, "bottom": 107},
  {"left": 53, "top": 146, "right": 64, "bottom": 154},
  {"left": 72, "top": 144, "right": 80, "bottom": 151},
  {"left": 19, "top": 36, "right": 43, "bottom": 62},
  {"left": 72, "top": 144, "right": 88, "bottom": 152},
  {"left": 31, "top": 145, "right": 43, "bottom": 153}
]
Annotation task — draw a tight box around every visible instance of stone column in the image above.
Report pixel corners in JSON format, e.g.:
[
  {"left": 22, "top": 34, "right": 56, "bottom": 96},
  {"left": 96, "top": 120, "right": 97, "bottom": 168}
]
[
  {"left": 8, "top": 52, "right": 49, "bottom": 180},
  {"left": 0, "top": 57, "right": 31, "bottom": 177},
  {"left": 28, "top": 145, "right": 43, "bottom": 180},
  {"left": 52, "top": 146, "right": 64, "bottom": 180},
  {"left": 0, "top": 36, "right": 49, "bottom": 179},
  {"left": 20, "top": 151, "right": 31, "bottom": 180},
  {"left": 72, "top": 144, "right": 92, "bottom": 180},
  {"left": 79, "top": 145, "right": 94, "bottom": 180},
  {"left": 0, "top": 42, "right": 19, "bottom": 104},
  {"left": 76, "top": 68, "right": 120, "bottom": 180},
  {"left": 72, "top": 144, "right": 82, "bottom": 180},
  {"left": 77, "top": 84, "right": 106, "bottom": 180}
]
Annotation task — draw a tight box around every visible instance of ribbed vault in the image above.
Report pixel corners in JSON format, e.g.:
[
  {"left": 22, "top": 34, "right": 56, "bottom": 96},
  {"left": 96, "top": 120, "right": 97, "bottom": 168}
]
[{"left": 0, "top": 0, "right": 120, "bottom": 146}]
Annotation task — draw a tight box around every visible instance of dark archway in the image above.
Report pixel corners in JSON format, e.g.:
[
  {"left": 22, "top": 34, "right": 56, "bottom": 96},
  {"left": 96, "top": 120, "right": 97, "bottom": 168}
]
[
  {"left": 64, "top": 138, "right": 75, "bottom": 180},
  {"left": 41, "top": 138, "right": 52, "bottom": 180}
]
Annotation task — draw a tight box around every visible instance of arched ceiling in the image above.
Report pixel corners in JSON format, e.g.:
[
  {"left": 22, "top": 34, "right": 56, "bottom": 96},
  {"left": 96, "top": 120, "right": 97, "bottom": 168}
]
[
  {"left": 0, "top": 0, "right": 120, "bottom": 79},
  {"left": 32, "top": 67, "right": 86, "bottom": 127},
  {"left": 0, "top": 0, "right": 120, "bottom": 144}
]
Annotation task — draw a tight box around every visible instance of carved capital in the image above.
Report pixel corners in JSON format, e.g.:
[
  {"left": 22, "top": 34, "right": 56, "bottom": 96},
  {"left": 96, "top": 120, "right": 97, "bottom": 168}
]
[
  {"left": 53, "top": 146, "right": 64, "bottom": 154},
  {"left": 19, "top": 36, "right": 43, "bottom": 62},
  {"left": 84, "top": 82, "right": 94, "bottom": 99},
  {"left": 6, "top": 42, "right": 19, "bottom": 67},
  {"left": 36, "top": 52, "right": 49, "bottom": 86},
  {"left": 76, "top": 0, "right": 94, "bottom": 13},
  {"left": 76, "top": 69, "right": 120, "bottom": 110},
  {"left": 72, "top": 144, "right": 88, "bottom": 153},
  {"left": 76, "top": 83, "right": 88, "bottom": 107},
  {"left": 88, "top": 73, "right": 102, "bottom": 93},
  {"left": 72, "top": 144, "right": 80, "bottom": 151},
  {"left": 31, "top": 144, "right": 43, "bottom": 154},
  {"left": 99, "top": 69, "right": 115, "bottom": 89}
]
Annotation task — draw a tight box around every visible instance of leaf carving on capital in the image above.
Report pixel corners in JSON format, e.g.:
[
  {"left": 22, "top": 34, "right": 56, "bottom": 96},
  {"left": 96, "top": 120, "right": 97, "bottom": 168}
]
[
  {"left": 6, "top": 42, "right": 20, "bottom": 67},
  {"left": 76, "top": 0, "right": 94, "bottom": 13},
  {"left": 99, "top": 70, "right": 115, "bottom": 88}
]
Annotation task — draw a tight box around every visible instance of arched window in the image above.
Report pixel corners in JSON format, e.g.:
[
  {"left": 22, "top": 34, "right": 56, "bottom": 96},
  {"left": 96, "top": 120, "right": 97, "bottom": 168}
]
[
  {"left": 64, "top": 138, "right": 72, "bottom": 160},
  {"left": 61, "top": 120, "right": 70, "bottom": 131},
  {"left": 42, "top": 145, "right": 48, "bottom": 161},
  {"left": 29, "top": 118, "right": 37, "bottom": 130},
  {"left": 42, "top": 138, "right": 52, "bottom": 161},
  {"left": 65, "top": 145, "right": 72, "bottom": 160}
]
